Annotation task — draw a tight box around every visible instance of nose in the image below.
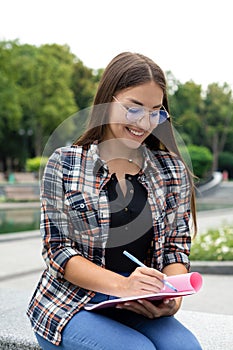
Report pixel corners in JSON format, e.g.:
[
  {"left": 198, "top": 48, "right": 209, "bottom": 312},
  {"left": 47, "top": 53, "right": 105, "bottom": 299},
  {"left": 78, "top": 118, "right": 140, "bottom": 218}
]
[{"left": 136, "top": 112, "right": 151, "bottom": 131}]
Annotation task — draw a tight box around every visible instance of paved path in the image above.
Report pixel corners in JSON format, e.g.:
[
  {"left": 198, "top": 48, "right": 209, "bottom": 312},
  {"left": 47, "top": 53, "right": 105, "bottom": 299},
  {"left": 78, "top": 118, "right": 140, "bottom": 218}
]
[
  {"left": 197, "top": 207, "right": 233, "bottom": 233},
  {"left": 196, "top": 181, "right": 233, "bottom": 233}
]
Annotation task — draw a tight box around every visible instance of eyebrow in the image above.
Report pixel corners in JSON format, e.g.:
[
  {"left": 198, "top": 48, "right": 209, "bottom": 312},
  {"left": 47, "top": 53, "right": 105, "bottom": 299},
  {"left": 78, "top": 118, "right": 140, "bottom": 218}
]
[{"left": 126, "top": 98, "right": 162, "bottom": 109}]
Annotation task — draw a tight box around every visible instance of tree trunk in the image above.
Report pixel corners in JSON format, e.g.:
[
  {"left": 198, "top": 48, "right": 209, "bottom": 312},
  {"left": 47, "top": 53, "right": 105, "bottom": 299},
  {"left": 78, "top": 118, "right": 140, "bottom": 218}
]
[
  {"left": 211, "top": 132, "right": 219, "bottom": 172},
  {"left": 34, "top": 125, "right": 43, "bottom": 156}
]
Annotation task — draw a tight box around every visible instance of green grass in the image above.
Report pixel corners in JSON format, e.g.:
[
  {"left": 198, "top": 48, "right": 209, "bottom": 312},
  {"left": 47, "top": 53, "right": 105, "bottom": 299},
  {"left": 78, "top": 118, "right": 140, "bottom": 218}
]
[{"left": 0, "top": 221, "right": 39, "bottom": 234}]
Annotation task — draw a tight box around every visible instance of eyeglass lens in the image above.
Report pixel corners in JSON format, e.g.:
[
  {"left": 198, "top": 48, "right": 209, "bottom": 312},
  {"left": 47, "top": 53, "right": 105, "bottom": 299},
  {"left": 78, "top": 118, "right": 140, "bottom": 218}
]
[{"left": 126, "top": 107, "right": 168, "bottom": 125}]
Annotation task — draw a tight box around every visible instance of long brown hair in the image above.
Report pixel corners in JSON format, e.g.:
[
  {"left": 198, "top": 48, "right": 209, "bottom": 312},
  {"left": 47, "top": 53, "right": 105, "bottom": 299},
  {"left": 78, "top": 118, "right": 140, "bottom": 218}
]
[{"left": 75, "top": 52, "right": 197, "bottom": 235}]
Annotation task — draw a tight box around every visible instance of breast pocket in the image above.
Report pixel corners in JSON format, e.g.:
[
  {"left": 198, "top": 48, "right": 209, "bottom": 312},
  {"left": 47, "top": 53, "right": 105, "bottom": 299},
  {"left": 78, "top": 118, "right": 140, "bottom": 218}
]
[{"left": 65, "top": 191, "right": 99, "bottom": 235}]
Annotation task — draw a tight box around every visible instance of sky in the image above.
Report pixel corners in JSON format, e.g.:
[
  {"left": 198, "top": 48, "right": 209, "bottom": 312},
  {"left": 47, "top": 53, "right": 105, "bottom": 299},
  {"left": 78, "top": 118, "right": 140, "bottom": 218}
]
[{"left": 1, "top": 0, "right": 233, "bottom": 90}]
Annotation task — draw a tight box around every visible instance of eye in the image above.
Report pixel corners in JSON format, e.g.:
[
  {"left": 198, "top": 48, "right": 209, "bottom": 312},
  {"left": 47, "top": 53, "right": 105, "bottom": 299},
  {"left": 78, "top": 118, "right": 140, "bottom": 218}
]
[
  {"left": 128, "top": 107, "right": 144, "bottom": 116},
  {"left": 128, "top": 107, "right": 140, "bottom": 112},
  {"left": 150, "top": 110, "right": 160, "bottom": 118},
  {"left": 158, "top": 110, "right": 169, "bottom": 124}
]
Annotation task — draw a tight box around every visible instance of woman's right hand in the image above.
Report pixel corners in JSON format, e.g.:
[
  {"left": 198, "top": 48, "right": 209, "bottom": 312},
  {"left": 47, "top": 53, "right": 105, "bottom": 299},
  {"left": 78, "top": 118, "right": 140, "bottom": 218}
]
[{"left": 120, "top": 267, "right": 165, "bottom": 297}]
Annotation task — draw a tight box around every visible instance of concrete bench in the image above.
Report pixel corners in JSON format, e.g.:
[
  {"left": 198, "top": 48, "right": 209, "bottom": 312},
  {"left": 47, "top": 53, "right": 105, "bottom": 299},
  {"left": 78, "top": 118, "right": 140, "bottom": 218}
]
[
  {"left": 0, "top": 288, "right": 232, "bottom": 350},
  {"left": 13, "top": 173, "right": 37, "bottom": 183},
  {"left": 0, "top": 289, "right": 40, "bottom": 350},
  {"left": 4, "top": 186, "right": 39, "bottom": 201}
]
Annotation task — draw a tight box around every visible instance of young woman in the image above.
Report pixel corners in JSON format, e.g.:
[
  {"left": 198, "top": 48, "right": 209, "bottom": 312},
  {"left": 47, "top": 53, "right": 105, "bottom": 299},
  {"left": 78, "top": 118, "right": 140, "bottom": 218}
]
[{"left": 27, "top": 52, "right": 202, "bottom": 349}]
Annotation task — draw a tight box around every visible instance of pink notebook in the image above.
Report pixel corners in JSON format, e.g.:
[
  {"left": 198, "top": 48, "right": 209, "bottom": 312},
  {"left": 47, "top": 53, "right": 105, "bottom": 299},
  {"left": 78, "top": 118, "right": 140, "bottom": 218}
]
[{"left": 84, "top": 272, "right": 203, "bottom": 311}]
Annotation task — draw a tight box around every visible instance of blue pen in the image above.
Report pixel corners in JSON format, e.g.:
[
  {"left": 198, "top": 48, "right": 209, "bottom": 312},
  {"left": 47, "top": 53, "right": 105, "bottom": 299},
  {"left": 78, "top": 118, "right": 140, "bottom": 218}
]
[{"left": 123, "top": 250, "right": 178, "bottom": 292}]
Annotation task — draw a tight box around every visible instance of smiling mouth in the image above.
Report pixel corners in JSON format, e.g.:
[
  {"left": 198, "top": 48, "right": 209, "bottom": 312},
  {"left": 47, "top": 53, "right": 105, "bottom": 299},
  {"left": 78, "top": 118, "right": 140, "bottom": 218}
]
[{"left": 127, "top": 127, "right": 145, "bottom": 137}]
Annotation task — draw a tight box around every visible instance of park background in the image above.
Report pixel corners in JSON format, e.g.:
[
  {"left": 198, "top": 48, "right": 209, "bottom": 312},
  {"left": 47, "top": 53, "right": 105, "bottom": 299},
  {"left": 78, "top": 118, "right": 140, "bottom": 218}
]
[
  {"left": 1, "top": 0, "right": 233, "bottom": 260},
  {"left": 0, "top": 1, "right": 233, "bottom": 349}
]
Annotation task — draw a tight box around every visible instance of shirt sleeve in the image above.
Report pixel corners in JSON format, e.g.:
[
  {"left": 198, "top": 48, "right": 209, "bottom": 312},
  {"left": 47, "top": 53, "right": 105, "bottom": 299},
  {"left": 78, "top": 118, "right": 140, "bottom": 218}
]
[
  {"left": 163, "top": 160, "right": 192, "bottom": 271},
  {"left": 40, "top": 149, "right": 81, "bottom": 280}
]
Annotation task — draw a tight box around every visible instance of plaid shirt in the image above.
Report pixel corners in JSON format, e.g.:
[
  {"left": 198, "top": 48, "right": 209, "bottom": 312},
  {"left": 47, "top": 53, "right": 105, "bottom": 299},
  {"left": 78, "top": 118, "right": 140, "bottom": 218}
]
[{"left": 27, "top": 143, "right": 192, "bottom": 345}]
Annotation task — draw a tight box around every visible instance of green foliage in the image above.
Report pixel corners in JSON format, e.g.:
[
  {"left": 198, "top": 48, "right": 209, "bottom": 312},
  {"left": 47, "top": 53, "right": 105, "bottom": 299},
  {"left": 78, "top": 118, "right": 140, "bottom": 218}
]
[
  {"left": 169, "top": 80, "right": 204, "bottom": 147},
  {"left": 26, "top": 157, "right": 48, "bottom": 172},
  {"left": 1, "top": 39, "right": 233, "bottom": 177},
  {"left": 169, "top": 78, "right": 233, "bottom": 174},
  {"left": 190, "top": 227, "right": 233, "bottom": 261},
  {"left": 71, "top": 59, "right": 100, "bottom": 109},
  {"left": 170, "top": 80, "right": 203, "bottom": 116},
  {"left": 0, "top": 41, "right": 23, "bottom": 140},
  {"left": 187, "top": 144, "right": 213, "bottom": 178},
  {"left": 201, "top": 83, "right": 233, "bottom": 170},
  {"left": 218, "top": 152, "right": 233, "bottom": 178}
]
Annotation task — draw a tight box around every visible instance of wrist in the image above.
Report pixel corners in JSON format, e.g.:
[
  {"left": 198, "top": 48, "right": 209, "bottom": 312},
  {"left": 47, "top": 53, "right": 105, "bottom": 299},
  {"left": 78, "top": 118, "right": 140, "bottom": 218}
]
[{"left": 113, "top": 274, "right": 129, "bottom": 297}]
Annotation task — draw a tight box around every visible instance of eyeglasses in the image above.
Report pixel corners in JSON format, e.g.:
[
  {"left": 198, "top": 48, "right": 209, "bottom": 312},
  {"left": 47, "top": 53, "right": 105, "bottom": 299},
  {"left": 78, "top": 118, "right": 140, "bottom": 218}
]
[{"left": 112, "top": 96, "right": 169, "bottom": 125}]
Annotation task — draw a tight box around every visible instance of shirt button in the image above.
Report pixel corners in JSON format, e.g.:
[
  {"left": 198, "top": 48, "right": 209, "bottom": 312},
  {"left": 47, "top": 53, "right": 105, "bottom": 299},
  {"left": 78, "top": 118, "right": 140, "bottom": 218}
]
[
  {"left": 124, "top": 207, "right": 128, "bottom": 212},
  {"left": 80, "top": 203, "right": 85, "bottom": 209},
  {"left": 129, "top": 189, "right": 134, "bottom": 194},
  {"left": 128, "top": 176, "right": 132, "bottom": 181}
]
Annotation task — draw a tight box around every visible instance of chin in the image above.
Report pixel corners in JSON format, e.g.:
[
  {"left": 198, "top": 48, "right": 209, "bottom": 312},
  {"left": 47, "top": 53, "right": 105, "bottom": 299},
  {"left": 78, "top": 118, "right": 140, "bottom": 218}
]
[{"left": 121, "top": 138, "right": 143, "bottom": 149}]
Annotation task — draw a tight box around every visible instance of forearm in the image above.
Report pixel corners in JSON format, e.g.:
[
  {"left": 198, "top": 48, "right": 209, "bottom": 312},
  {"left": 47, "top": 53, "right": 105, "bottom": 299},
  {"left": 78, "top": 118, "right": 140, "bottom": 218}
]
[
  {"left": 64, "top": 255, "right": 167, "bottom": 298},
  {"left": 162, "top": 262, "right": 188, "bottom": 276},
  {"left": 162, "top": 263, "right": 188, "bottom": 311},
  {"left": 64, "top": 255, "right": 127, "bottom": 297}
]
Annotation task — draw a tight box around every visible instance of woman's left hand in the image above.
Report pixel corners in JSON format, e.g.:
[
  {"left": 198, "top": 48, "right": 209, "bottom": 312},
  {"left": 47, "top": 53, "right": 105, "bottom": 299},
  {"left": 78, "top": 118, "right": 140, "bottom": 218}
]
[{"left": 116, "top": 297, "right": 181, "bottom": 318}]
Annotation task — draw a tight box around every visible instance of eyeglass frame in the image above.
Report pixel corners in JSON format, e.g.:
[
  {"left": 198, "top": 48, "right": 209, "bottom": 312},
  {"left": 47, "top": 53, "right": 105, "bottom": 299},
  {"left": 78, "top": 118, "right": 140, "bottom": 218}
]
[{"left": 112, "top": 96, "right": 170, "bottom": 125}]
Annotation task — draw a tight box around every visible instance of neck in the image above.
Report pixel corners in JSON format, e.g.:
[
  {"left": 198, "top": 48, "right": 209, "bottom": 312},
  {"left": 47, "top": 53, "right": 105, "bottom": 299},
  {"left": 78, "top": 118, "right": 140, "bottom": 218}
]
[
  {"left": 99, "top": 144, "right": 142, "bottom": 179},
  {"left": 99, "top": 139, "right": 140, "bottom": 163}
]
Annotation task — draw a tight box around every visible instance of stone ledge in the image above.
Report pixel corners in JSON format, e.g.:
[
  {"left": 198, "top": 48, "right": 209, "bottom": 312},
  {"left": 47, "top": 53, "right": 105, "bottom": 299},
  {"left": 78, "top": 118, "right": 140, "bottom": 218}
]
[
  {"left": 191, "top": 260, "right": 233, "bottom": 275},
  {"left": 0, "top": 289, "right": 40, "bottom": 350},
  {"left": 176, "top": 310, "right": 233, "bottom": 350}
]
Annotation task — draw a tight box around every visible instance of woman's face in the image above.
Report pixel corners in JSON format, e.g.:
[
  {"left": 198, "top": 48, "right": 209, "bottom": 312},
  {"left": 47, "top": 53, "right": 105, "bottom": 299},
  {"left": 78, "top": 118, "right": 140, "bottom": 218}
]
[{"left": 103, "top": 81, "right": 164, "bottom": 149}]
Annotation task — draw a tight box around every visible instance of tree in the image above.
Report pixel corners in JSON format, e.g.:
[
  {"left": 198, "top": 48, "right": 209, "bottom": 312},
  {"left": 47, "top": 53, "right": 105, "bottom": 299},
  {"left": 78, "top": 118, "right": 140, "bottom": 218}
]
[
  {"left": 202, "top": 83, "right": 233, "bottom": 171},
  {"left": 17, "top": 43, "right": 77, "bottom": 156},
  {"left": 71, "top": 60, "right": 101, "bottom": 109},
  {"left": 168, "top": 80, "right": 203, "bottom": 146},
  {"left": 0, "top": 41, "right": 80, "bottom": 170},
  {"left": 0, "top": 40, "right": 23, "bottom": 171}
]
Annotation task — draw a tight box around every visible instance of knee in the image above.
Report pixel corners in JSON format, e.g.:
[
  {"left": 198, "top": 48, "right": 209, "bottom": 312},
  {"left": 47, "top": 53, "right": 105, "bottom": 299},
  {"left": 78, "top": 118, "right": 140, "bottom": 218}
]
[{"left": 172, "top": 333, "right": 203, "bottom": 350}]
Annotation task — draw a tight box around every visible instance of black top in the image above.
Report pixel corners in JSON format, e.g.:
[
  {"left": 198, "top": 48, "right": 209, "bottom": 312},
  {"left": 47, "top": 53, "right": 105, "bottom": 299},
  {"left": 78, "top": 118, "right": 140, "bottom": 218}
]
[{"left": 105, "top": 173, "right": 154, "bottom": 273}]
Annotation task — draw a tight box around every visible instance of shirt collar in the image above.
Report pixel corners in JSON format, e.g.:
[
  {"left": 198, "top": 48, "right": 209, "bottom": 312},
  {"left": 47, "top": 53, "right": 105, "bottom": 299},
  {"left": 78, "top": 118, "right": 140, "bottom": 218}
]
[
  {"left": 90, "top": 142, "right": 108, "bottom": 176},
  {"left": 90, "top": 142, "right": 160, "bottom": 176},
  {"left": 141, "top": 144, "right": 160, "bottom": 174}
]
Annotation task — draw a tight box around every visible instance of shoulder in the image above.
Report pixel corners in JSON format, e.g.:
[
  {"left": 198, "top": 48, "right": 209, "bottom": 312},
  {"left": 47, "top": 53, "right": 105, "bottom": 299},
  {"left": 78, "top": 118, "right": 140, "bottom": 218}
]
[
  {"left": 152, "top": 150, "right": 185, "bottom": 170},
  {"left": 149, "top": 150, "right": 188, "bottom": 182},
  {"left": 44, "top": 145, "right": 89, "bottom": 176},
  {"left": 49, "top": 144, "right": 87, "bottom": 162}
]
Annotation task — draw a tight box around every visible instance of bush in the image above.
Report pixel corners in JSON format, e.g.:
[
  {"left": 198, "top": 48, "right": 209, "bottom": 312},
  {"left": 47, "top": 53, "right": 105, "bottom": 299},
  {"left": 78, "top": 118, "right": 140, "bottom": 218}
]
[
  {"left": 26, "top": 157, "right": 48, "bottom": 173},
  {"left": 187, "top": 144, "right": 213, "bottom": 178},
  {"left": 190, "top": 227, "right": 233, "bottom": 261},
  {"left": 218, "top": 152, "right": 233, "bottom": 179}
]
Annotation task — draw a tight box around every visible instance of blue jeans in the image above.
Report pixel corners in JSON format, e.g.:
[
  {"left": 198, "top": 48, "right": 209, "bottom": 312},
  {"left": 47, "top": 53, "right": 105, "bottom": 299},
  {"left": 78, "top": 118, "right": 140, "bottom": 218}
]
[{"left": 35, "top": 292, "right": 202, "bottom": 350}]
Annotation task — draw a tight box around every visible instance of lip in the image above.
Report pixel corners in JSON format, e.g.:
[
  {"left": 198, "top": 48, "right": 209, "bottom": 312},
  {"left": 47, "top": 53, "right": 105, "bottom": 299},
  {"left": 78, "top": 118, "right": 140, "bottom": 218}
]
[{"left": 126, "top": 126, "right": 147, "bottom": 138}]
